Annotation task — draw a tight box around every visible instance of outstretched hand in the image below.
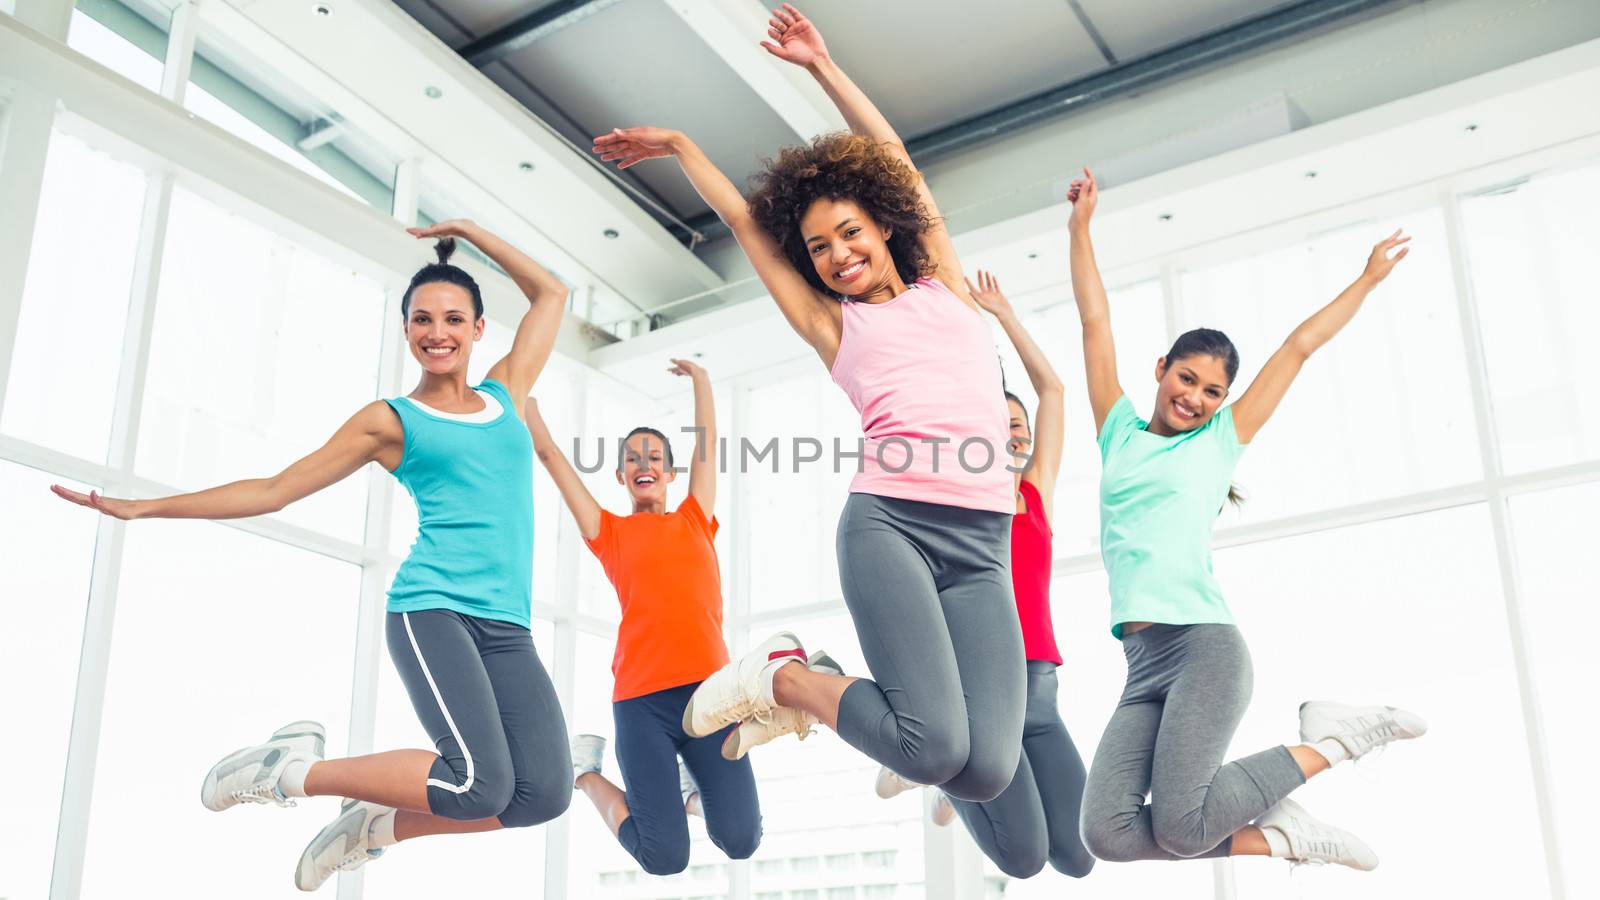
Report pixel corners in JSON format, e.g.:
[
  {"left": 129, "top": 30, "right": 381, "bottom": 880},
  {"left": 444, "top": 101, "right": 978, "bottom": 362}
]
[
  {"left": 50, "top": 484, "right": 140, "bottom": 520},
  {"left": 592, "top": 127, "right": 681, "bottom": 170},
  {"left": 668, "top": 357, "right": 708, "bottom": 380},
  {"left": 1067, "top": 167, "right": 1097, "bottom": 230},
  {"left": 406, "top": 219, "right": 477, "bottom": 240},
  {"left": 760, "top": 3, "right": 828, "bottom": 66},
  {"left": 1360, "top": 229, "right": 1411, "bottom": 286},
  {"left": 965, "top": 270, "right": 1014, "bottom": 319}
]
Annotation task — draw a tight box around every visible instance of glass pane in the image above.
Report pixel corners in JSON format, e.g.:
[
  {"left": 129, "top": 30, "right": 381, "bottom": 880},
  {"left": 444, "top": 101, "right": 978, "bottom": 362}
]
[
  {"left": 81, "top": 519, "right": 361, "bottom": 897},
  {"left": 1219, "top": 505, "right": 1546, "bottom": 899},
  {"left": 0, "top": 461, "right": 97, "bottom": 900},
  {"left": 747, "top": 611, "right": 927, "bottom": 898},
  {"left": 135, "top": 187, "right": 385, "bottom": 543},
  {"left": 1509, "top": 481, "right": 1600, "bottom": 896},
  {"left": 1179, "top": 209, "right": 1480, "bottom": 525},
  {"left": 1, "top": 129, "right": 144, "bottom": 461},
  {"left": 366, "top": 612, "right": 553, "bottom": 897},
  {"left": 68, "top": 7, "right": 163, "bottom": 93},
  {"left": 183, "top": 82, "right": 364, "bottom": 200},
  {"left": 1459, "top": 165, "right": 1600, "bottom": 473}
]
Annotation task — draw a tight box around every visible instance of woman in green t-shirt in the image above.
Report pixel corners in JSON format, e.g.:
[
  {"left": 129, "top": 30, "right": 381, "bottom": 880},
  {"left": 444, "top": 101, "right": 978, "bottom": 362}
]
[{"left": 1066, "top": 168, "right": 1428, "bottom": 871}]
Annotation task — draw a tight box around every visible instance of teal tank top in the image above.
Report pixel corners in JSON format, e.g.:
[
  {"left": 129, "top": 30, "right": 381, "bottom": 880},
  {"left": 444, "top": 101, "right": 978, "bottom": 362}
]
[{"left": 383, "top": 379, "right": 534, "bottom": 628}]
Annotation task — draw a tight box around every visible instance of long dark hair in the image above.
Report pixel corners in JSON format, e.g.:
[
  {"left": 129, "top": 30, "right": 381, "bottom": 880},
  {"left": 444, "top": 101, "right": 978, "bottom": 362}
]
[
  {"left": 1164, "top": 327, "right": 1244, "bottom": 507},
  {"left": 402, "top": 238, "right": 483, "bottom": 319}
]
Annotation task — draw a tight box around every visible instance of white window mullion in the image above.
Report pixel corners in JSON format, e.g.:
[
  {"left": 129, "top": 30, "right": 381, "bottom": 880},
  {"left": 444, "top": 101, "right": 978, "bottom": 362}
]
[
  {"left": 48, "top": 5, "right": 197, "bottom": 896},
  {"left": 1440, "top": 185, "right": 1566, "bottom": 898},
  {"left": 337, "top": 156, "right": 419, "bottom": 900}
]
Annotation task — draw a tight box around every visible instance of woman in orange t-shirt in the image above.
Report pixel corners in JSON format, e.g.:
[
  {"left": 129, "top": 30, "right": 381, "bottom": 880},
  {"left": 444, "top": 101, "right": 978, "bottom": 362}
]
[{"left": 523, "top": 359, "right": 768, "bottom": 875}]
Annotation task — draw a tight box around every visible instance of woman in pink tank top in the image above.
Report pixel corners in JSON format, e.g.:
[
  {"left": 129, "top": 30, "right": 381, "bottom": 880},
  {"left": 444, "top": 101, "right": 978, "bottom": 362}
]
[
  {"left": 911, "top": 271, "right": 1094, "bottom": 878},
  {"left": 592, "top": 4, "right": 1026, "bottom": 805}
]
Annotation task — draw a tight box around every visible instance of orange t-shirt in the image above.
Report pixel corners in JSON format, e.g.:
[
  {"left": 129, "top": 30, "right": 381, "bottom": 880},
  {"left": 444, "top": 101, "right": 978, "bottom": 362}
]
[{"left": 584, "top": 495, "right": 730, "bottom": 702}]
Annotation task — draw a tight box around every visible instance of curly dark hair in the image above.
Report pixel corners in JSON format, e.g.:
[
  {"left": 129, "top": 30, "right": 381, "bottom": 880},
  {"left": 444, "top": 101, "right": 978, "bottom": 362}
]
[{"left": 747, "top": 133, "right": 937, "bottom": 297}]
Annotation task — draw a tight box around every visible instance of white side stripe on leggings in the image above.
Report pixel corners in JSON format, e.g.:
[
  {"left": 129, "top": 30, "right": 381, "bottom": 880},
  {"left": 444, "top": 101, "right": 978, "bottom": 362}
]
[{"left": 403, "top": 612, "right": 475, "bottom": 795}]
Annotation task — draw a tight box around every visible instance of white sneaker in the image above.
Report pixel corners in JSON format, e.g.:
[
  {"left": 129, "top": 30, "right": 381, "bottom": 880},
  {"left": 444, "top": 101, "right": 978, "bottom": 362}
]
[
  {"left": 679, "top": 759, "right": 703, "bottom": 818},
  {"left": 1256, "top": 798, "right": 1378, "bottom": 871},
  {"left": 200, "top": 720, "right": 325, "bottom": 811},
  {"left": 875, "top": 766, "right": 924, "bottom": 800},
  {"left": 931, "top": 791, "right": 956, "bottom": 827},
  {"left": 572, "top": 734, "right": 605, "bottom": 780},
  {"left": 1299, "top": 701, "right": 1428, "bottom": 760},
  {"left": 294, "top": 799, "right": 391, "bottom": 891},
  {"left": 682, "top": 631, "right": 806, "bottom": 738},
  {"left": 720, "top": 650, "right": 843, "bottom": 761}
]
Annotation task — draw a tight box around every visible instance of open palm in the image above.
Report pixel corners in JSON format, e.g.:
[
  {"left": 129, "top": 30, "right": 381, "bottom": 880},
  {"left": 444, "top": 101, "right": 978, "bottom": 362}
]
[
  {"left": 592, "top": 127, "right": 679, "bottom": 170},
  {"left": 760, "top": 4, "right": 828, "bottom": 66}
]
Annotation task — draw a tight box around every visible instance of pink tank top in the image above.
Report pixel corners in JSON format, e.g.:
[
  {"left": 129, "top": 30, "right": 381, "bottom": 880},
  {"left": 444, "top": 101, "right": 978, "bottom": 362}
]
[
  {"left": 1013, "top": 480, "right": 1062, "bottom": 664},
  {"left": 829, "top": 277, "right": 1013, "bottom": 514}
]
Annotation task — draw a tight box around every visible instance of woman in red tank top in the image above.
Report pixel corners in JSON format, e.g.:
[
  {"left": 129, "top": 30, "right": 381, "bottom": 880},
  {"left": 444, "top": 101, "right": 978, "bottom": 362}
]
[{"left": 888, "top": 271, "right": 1096, "bottom": 879}]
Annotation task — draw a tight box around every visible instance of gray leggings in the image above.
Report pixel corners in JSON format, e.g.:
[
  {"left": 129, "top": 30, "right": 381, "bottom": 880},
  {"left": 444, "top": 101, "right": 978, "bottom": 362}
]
[
  {"left": 387, "top": 610, "right": 572, "bottom": 827},
  {"left": 1080, "top": 624, "right": 1304, "bottom": 861},
  {"left": 835, "top": 493, "right": 1025, "bottom": 803},
  {"left": 949, "top": 661, "right": 1095, "bottom": 878}
]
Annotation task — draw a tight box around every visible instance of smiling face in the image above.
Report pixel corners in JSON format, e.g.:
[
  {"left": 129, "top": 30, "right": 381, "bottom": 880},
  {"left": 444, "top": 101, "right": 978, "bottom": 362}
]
[
  {"left": 406, "top": 282, "right": 483, "bottom": 376},
  {"left": 799, "top": 197, "right": 898, "bottom": 298},
  {"left": 1006, "top": 396, "right": 1033, "bottom": 479},
  {"left": 616, "top": 430, "right": 675, "bottom": 507},
  {"left": 1152, "top": 354, "right": 1232, "bottom": 433}
]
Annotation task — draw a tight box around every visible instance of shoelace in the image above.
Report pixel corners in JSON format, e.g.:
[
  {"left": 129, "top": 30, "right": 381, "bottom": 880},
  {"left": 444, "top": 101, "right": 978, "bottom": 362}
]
[
  {"left": 332, "top": 846, "right": 384, "bottom": 874},
  {"left": 231, "top": 783, "right": 296, "bottom": 808}
]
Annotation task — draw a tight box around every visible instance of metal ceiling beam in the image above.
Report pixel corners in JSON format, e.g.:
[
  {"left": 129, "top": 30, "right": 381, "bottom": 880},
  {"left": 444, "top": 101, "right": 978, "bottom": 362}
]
[
  {"left": 457, "top": 0, "right": 625, "bottom": 68},
  {"left": 906, "top": 0, "right": 1413, "bottom": 162}
]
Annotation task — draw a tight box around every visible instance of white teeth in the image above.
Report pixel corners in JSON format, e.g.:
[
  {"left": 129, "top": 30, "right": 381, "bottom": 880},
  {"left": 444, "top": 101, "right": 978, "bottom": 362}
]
[
  {"left": 424, "top": 347, "right": 452, "bottom": 355},
  {"left": 838, "top": 261, "right": 864, "bottom": 278}
]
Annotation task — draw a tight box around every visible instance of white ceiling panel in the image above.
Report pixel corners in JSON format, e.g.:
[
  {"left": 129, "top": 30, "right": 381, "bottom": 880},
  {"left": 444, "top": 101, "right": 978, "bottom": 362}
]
[
  {"left": 409, "top": 0, "right": 568, "bottom": 40},
  {"left": 500, "top": 0, "right": 802, "bottom": 220},
  {"left": 797, "top": 0, "right": 1108, "bottom": 138},
  {"left": 1077, "top": 0, "right": 1293, "bottom": 61}
]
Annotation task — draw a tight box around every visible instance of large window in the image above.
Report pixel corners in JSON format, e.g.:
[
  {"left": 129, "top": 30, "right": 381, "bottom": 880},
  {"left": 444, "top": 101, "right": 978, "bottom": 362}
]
[
  {"left": 1, "top": 127, "right": 145, "bottom": 462},
  {"left": 135, "top": 186, "right": 386, "bottom": 544},
  {"left": 80, "top": 519, "right": 362, "bottom": 898},
  {"left": 0, "top": 462, "right": 98, "bottom": 900},
  {"left": 1459, "top": 164, "right": 1600, "bottom": 473},
  {"left": 1180, "top": 209, "right": 1481, "bottom": 525}
]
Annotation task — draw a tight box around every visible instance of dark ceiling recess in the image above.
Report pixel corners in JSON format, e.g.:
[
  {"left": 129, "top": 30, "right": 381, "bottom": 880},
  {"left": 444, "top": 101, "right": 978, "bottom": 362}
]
[{"left": 457, "top": 0, "right": 624, "bottom": 68}]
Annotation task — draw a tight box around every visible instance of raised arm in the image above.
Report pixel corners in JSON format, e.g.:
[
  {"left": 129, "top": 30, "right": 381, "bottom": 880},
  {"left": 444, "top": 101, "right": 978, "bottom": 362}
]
[
  {"left": 1230, "top": 230, "right": 1410, "bottom": 444},
  {"left": 969, "top": 271, "right": 1065, "bottom": 521},
  {"left": 1066, "top": 168, "right": 1124, "bottom": 434},
  {"left": 667, "top": 357, "right": 717, "bottom": 515},
  {"left": 51, "top": 401, "right": 400, "bottom": 520},
  {"left": 523, "top": 397, "right": 603, "bottom": 541},
  {"left": 409, "top": 220, "right": 568, "bottom": 410},
  {"left": 761, "top": 4, "right": 968, "bottom": 300},
  {"left": 592, "top": 127, "right": 841, "bottom": 366}
]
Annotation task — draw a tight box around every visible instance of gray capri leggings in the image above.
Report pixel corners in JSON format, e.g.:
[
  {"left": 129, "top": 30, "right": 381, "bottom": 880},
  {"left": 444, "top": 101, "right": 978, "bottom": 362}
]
[
  {"left": 835, "top": 492, "right": 1025, "bottom": 803},
  {"left": 1080, "top": 623, "right": 1305, "bottom": 861},
  {"left": 387, "top": 609, "right": 573, "bottom": 827},
  {"left": 948, "top": 661, "right": 1095, "bottom": 879}
]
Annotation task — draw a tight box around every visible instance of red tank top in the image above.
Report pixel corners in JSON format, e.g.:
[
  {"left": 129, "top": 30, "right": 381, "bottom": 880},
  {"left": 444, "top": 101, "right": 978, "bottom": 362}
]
[{"left": 1013, "top": 480, "right": 1061, "bottom": 664}]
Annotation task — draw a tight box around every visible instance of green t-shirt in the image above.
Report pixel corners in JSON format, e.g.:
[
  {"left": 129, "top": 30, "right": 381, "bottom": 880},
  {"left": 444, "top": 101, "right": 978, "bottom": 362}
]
[{"left": 1097, "top": 394, "right": 1246, "bottom": 639}]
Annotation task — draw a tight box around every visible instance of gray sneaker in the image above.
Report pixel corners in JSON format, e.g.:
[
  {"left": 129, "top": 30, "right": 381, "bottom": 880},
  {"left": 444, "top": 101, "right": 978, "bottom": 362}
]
[
  {"left": 294, "top": 798, "right": 391, "bottom": 891},
  {"left": 200, "top": 720, "right": 325, "bottom": 812}
]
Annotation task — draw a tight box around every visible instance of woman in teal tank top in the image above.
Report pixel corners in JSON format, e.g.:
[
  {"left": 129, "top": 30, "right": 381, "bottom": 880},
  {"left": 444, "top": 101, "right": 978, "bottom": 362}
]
[
  {"left": 1064, "top": 169, "right": 1431, "bottom": 871},
  {"left": 51, "top": 221, "right": 573, "bottom": 889}
]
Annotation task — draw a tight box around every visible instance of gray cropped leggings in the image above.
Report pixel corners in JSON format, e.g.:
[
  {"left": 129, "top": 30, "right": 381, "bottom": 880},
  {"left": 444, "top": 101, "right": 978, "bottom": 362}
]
[
  {"left": 1081, "top": 624, "right": 1305, "bottom": 861},
  {"left": 948, "top": 661, "right": 1095, "bottom": 879},
  {"left": 835, "top": 493, "right": 1025, "bottom": 803}
]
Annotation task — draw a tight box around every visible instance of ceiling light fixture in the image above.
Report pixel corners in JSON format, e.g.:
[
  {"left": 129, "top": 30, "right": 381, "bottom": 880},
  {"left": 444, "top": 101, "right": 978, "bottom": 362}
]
[
  {"left": 603, "top": 228, "right": 620, "bottom": 239},
  {"left": 424, "top": 86, "right": 443, "bottom": 99},
  {"left": 1158, "top": 213, "right": 1174, "bottom": 222},
  {"left": 518, "top": 161, "right": 535, "bottom": 172},
  {"left": 313, "top": 3, "right": 332, "bottom": 16}
]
